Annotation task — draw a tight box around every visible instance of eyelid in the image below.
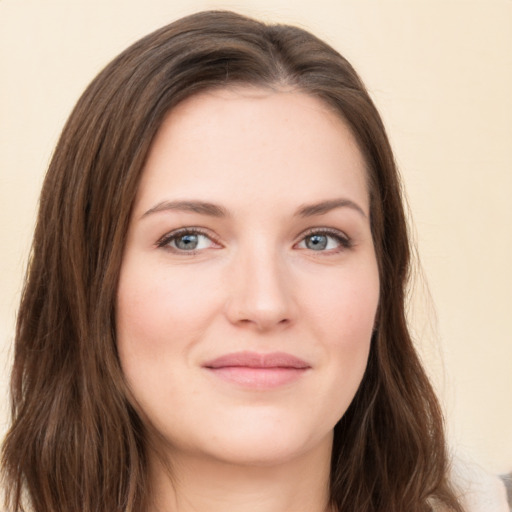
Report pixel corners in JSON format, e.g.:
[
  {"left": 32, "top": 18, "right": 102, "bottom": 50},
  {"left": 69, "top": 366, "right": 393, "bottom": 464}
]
[
  {"left": 295, "top": 227, "right": 352, "bottom": 251},
  {"left": 155, "top": 226, "right": 352, "bottom": 254},
  {"left": 155, "top": 227, "right": 221, "bottom": 252}
]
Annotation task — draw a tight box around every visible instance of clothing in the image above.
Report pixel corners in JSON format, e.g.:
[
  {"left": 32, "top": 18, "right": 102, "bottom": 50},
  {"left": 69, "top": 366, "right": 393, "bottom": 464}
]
[
  {"left": 451, "top": 458, "right": 510, "bottom": 511},
  {"left": 501, "top": 474, "right": 512, "bottom": 510}
]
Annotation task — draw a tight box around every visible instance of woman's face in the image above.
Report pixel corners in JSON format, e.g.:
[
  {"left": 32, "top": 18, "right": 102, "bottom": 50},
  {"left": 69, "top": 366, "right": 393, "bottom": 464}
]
[{"left": 116, "top": 87, "right": 379, "bottom": 466}]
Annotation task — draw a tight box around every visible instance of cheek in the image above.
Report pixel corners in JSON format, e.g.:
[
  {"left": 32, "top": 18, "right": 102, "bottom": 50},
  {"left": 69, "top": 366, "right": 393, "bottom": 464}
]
[
  {"left": 117, "top": 256, "right": 216, "bottom": 333},
  {"left": 302, "top": 262, "right": 378, "bottom": 411},
  {"left": 303, "top": 260, "right": 379, "bottom": 343},
  {"left": 115, "top": 262, "right": 218, "bottom": 431},
  {"left": 115, "top": 258, "right": 220, "bottom": 381}
]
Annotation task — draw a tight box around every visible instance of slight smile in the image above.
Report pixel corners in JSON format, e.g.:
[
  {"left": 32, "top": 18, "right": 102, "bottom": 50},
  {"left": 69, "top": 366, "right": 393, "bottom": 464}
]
[{"left": 202, "top": 351, "right": 311, "bottom": 389}]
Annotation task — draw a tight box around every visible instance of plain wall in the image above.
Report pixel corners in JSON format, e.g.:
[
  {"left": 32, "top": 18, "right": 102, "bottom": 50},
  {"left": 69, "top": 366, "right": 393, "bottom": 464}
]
[{"left": 1, "top": 0, "right": 511, "bottom": 475}]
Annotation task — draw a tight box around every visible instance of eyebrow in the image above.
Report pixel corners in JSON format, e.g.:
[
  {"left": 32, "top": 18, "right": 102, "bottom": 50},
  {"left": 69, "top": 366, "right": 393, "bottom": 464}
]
[
  {"left": 296, "top": 198, "right": 367, "bottom": 218},
  {"left": 141, "top": 200, "right": 229, "bottom": 219},
  {"left": 141, "top": 197, "right": 367, "bottom": 219}
]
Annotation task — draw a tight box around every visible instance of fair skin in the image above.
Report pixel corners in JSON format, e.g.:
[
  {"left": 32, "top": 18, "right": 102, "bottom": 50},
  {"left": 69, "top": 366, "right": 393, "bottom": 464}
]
[{"left": 116, "top": 87, "right": 380, "bottom": 512}]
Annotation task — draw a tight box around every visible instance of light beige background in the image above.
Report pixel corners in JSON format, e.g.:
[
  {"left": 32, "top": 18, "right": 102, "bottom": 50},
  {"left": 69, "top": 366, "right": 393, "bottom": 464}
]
[{"left": 1, "top": 0, "right": 511, "bottom": 476}]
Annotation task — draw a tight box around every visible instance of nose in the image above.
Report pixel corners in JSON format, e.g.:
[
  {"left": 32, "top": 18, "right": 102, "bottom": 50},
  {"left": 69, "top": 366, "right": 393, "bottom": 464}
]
[{"left": 224, "top": 245, "right": 297, "bottom": 332}]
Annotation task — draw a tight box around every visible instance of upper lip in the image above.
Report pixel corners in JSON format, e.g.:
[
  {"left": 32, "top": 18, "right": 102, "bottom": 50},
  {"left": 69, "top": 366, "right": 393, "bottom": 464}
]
[{"left": 203, "top": 351, "right": 311, "bottom": 369}]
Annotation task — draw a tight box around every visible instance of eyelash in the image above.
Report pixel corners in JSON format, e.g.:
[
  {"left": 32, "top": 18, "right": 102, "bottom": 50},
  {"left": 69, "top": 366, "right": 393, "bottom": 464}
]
[
  {"left": 155, "top": 227, "right": 352, "bottom": 254},
  {"left": 297, "top": 228, "right": 353, "bottom": 253},
  {"left": 156, "top": 227, "right": 219, "bottom": 253}
]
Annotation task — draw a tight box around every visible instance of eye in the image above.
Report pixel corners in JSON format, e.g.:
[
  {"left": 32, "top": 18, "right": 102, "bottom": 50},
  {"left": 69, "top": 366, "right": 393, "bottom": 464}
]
[
  {"left": 156, "top": 228, "right": 219, "bottom": 253},
  {"left": 296, "top": 229, "right": 351, "bottom": 252}
]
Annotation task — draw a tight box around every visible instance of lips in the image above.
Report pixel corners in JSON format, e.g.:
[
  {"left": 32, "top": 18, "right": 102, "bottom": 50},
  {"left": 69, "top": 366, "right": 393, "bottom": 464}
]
[{"left": 202, "top": 351, "right": 311, "bottom": 388}]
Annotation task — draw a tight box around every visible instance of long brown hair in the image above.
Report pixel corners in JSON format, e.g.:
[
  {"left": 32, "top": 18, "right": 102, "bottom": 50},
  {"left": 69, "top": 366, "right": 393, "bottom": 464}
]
[{"left": 2, "top": 10, "right": 463, "bottom": 512}]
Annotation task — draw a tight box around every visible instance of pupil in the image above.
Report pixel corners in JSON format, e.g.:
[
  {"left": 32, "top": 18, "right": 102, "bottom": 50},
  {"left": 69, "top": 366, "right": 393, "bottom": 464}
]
[
  {"left": 176, "top": 234, "right": 198, "bottom": 250},
  {"left": 306, "top": 234, "right": 327, "bottom": 250}
]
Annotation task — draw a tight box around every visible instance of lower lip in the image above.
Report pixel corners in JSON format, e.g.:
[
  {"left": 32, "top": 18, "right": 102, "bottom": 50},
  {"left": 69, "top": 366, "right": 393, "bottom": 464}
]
[{"left": 205, "top": 366, "right": 308, "bottom": 388}]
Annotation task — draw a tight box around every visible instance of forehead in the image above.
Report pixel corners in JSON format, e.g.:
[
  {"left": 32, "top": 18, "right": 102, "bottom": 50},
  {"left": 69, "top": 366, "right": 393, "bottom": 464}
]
[{"left": 134, "top": 86, "right": 369, "bottom": 216}]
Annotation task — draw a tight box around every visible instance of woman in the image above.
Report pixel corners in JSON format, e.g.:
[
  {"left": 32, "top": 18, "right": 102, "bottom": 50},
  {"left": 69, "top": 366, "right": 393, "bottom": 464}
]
[{"left": 1, "top": 10, "right": 465, "bottom": 512}]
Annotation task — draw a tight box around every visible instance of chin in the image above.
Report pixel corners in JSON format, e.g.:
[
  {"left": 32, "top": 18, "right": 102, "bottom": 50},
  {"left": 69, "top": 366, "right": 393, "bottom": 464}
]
[
  {"left": 185, "top": 414, "right": 335, "bottom": 468},
  {"left": 205, "top": 440, "right": 324, "bottom": 468}
]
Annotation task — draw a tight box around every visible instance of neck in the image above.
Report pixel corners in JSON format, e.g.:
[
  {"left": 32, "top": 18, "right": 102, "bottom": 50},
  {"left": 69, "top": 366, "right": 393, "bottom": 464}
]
[{"left": 146, "top": 437, "right": 333, "bottom": 512}]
